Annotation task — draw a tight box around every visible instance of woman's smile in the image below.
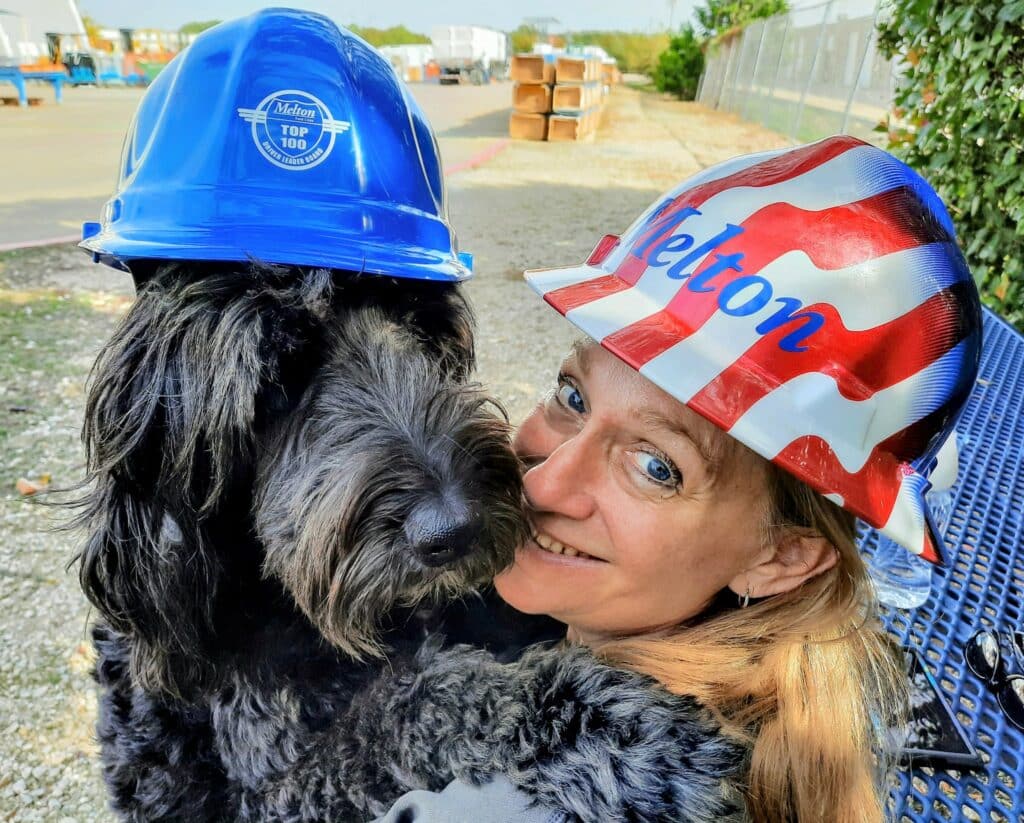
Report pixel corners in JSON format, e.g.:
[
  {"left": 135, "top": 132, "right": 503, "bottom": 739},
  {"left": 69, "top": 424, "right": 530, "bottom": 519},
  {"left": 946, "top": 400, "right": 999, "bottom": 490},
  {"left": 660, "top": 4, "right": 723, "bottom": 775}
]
[
  {"left": 529, "top": 523, "right": 607, "bottom": 562},
  {"left": 520, "top": 524, "right": 609, "bottom": 571},
  {"left": 495, "top": 342, "right": 774, "bottom": 639}
]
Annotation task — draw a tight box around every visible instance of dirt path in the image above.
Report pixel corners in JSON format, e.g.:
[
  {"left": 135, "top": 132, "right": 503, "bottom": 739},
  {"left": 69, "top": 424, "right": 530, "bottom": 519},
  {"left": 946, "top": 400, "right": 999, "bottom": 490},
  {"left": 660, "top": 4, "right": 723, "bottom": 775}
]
[{"left": 0, "top": 86, "right": 786, "bottom": 821}]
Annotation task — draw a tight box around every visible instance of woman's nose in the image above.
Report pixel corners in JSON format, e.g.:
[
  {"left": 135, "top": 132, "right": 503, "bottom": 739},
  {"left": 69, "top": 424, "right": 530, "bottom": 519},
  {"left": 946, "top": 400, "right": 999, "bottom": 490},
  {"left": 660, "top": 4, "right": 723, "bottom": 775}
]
[{"left": 522, "top": 431, "right": 597, "bottom": 521}]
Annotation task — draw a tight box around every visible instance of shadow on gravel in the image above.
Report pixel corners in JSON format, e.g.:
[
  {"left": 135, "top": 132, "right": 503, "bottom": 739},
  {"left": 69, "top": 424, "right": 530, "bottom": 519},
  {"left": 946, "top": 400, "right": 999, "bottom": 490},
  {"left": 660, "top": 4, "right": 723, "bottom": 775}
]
[
  {"left": 446, "top": 180, "right": 666, "bottom": 281},
  {"left": 0, "top": 244, "right": 136, "bottom": 294},
  {"left": 438, "top": 106, "right": 512, "bottom": 139}
]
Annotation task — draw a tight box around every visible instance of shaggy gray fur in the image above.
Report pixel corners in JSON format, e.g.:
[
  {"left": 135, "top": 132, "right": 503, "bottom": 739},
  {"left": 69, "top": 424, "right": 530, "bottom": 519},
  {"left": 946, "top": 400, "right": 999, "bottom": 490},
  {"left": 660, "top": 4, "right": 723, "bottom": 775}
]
[
  {"left": 268, "top": 640, "right": 747, "bottom": 823},
  {"left": 77, "top": 262, "right": 745, "bottom": 823},
  {"left": 255, "top": 308, "right": 523, "bottom": 659}
]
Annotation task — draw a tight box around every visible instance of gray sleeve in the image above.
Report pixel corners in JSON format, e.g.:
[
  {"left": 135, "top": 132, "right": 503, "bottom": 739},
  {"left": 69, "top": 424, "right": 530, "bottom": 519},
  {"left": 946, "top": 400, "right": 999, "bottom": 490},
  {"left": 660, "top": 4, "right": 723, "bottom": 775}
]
[{"left": 371, "top": 776, "right": 566, "bottom": 823}]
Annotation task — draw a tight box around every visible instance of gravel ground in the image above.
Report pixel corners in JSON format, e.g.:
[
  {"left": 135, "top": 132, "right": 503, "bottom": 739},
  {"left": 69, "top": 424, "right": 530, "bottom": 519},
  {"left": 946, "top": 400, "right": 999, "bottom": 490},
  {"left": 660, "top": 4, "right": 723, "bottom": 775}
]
[{"left": 0, "top": 86, "right": 785, "bottom": 822}]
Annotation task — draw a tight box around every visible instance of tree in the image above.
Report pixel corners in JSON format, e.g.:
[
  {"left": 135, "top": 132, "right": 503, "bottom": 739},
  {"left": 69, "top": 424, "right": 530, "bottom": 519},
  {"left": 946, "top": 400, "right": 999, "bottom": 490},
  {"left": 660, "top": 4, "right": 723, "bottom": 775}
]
[
  {"left": 695, "top": 0, "right": 787, "bottom": 40},
  {"left": 348, "top": 24, "right": 430, "bottom": 47},
  {"left": 878, "top": 1, "right": 1024, "bottom": 329},
  {"left": 653, "top": 25, "right": 704, "bottom": 99},
  {"left": 570, "top": 31, "right": 670, "bottom": 74},
  {"left": 510, "top": 25, "right": 541, "bottom": 54},
  {"left": 180, "top": 20, "right": 221, "bottom": 35}
]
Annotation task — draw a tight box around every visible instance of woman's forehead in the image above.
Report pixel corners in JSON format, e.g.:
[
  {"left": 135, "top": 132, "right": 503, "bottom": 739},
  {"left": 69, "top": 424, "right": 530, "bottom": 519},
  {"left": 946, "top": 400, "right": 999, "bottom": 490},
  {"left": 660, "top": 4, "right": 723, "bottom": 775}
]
[{"left": 565, "top": 341, "right": 738, "bottom": 469}]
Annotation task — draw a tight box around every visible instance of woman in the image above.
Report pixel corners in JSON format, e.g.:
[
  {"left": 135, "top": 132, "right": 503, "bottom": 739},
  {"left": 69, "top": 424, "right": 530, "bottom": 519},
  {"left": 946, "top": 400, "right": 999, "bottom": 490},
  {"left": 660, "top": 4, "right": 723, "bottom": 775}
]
[{"left": 379, "top": 136, "right": 982, "bottom": 822}]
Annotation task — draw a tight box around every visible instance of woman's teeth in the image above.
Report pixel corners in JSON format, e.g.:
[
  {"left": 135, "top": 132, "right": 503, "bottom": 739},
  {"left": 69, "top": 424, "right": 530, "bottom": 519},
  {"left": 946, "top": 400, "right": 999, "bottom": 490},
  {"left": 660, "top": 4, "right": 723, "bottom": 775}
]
[{"left": 531, "top": 527, "right": 597, "bottom": 561}]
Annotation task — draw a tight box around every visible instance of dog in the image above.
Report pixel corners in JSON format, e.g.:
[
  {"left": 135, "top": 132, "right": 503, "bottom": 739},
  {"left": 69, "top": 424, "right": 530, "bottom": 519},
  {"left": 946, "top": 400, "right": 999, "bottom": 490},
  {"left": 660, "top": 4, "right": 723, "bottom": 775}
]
[{"left": 76, "top": 262, "right": 741, "bottom": 822}]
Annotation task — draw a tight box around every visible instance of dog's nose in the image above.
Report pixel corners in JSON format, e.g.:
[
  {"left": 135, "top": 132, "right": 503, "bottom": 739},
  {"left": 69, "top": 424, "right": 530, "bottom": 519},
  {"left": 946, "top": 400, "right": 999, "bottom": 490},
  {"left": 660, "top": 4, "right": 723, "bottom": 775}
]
[{"left": 405, "top": 501, "right": 483, "bottom": 567}]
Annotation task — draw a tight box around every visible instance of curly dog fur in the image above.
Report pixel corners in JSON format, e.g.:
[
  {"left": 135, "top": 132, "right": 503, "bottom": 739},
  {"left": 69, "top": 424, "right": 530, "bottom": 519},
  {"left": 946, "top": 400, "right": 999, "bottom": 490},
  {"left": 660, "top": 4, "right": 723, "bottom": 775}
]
[{"left": 75, "top": 263, "right": 744, "bottom": 822}]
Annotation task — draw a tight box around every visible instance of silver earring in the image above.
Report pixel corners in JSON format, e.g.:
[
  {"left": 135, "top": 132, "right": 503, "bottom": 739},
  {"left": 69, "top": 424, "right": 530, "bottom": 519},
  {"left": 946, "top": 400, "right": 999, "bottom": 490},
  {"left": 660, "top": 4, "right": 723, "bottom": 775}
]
[{"left": 739, "top": 584, "right": 751, "bottom": 609}]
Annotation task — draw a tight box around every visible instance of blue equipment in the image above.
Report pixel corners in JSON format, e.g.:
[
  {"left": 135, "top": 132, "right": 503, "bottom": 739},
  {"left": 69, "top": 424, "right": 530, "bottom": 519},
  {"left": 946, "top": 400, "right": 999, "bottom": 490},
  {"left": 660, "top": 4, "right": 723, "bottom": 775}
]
[
  {"left": 81, "top": 8, "right": 471, "bottom": 281},
  {"left": 68, "top": 65, "right": 97, "bottom": 85}
]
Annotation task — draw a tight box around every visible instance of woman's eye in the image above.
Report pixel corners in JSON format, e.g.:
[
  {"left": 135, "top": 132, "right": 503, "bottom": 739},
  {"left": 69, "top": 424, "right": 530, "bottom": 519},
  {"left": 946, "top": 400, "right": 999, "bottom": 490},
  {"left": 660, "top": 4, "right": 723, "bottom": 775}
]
[
  {"left": 633, "top": 451, "right": 681, "bottom": 487},
  {"left": 556, "top": 382, "right": 586, "bottom": 414}
]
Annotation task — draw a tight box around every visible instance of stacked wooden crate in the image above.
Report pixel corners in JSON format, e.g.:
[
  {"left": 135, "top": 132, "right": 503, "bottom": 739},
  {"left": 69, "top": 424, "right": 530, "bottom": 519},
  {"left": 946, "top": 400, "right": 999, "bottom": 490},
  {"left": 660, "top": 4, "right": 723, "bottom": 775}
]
[
  {"left": 601, "top": 61, "right": 622, "bottom": 87},
  {"left": 509, "top": 54, "right": 609, "bottom": 142},
  {"left": 509, "top": 54, "right": 554, "bottom": 141},
  {"left": 549, "top": 56, "right": 604, "bottom": 141}
]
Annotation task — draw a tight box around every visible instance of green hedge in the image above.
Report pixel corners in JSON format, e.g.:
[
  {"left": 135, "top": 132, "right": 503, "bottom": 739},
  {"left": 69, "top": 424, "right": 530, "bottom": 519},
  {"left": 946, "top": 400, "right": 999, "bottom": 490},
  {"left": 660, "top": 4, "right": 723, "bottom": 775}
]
[
  {"left": 878, "top": 2, "right": 1024, "bottom": 330},
  {"left": 570, "top": 31, "right": 670, "bottom": 75},
  {"left": 653, "top": 26, "right": 705, "bottom": 99}
]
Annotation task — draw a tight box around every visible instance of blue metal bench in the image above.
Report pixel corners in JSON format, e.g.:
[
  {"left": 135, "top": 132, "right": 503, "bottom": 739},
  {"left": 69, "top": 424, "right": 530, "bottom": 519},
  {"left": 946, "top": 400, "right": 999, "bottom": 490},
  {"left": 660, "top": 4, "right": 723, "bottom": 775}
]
[
  {"left": 860, "top": 307, "right": 1024, "bottom": 822},
  {"left": 0, "top": 66, "right": 65, "bottom": 105}
]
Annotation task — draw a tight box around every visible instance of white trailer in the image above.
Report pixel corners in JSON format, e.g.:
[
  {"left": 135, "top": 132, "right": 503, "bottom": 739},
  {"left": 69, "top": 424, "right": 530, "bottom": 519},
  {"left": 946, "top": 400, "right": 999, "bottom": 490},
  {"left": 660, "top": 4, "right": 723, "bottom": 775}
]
[
  {"left": 430, "top": 25, "right": 508, "bottom": 85},
  {"left": 0, "top": 0, "right": 85, "bottom": 64},
  {"left": 378, "top": 44, "right": 434, "bottom": 82}
]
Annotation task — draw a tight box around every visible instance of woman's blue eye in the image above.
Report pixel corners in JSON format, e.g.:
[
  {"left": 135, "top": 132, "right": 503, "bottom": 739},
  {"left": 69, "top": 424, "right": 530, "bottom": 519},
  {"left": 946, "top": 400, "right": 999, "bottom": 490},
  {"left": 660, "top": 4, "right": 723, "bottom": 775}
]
[
  {"left": 557, "top": 383, "right": 586, "bottom": 414},
  {"left": 637, "top": 452, "right": 678, "bottom": 486}
]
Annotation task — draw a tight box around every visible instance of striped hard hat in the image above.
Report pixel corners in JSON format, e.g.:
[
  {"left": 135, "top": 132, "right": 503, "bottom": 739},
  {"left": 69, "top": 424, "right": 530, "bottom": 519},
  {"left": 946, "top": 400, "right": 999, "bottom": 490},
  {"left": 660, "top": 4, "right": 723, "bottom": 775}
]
[{"left": 525, "top": 136, "right": 982, "bottom": 564}]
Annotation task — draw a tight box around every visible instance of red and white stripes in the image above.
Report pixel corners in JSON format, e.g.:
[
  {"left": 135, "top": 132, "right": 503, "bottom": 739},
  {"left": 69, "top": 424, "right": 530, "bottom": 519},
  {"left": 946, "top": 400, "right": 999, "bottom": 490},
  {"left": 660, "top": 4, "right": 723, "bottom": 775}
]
[{"left": 526, "top": 136, "right": 981, "bottom": 563}]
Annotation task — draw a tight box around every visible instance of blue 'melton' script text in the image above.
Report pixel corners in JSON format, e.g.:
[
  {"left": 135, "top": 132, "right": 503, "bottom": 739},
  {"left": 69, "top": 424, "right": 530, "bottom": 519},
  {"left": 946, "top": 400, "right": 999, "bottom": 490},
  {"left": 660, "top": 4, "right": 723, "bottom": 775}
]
[{"left": 632, "top": 205, "right": 825, "bottom": 353}]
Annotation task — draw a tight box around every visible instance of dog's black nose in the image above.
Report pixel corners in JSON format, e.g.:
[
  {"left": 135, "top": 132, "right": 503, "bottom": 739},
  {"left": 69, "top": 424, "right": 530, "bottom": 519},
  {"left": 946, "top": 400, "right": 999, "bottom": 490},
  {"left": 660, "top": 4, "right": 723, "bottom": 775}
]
[{"left": 405, "top": 501, "right": 483, "bottom": 567}]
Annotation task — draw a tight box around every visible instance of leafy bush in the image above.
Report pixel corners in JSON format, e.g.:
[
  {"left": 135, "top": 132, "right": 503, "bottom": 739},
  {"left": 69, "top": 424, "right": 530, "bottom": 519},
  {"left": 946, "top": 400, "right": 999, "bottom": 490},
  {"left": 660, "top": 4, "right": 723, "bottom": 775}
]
[
  {"left": 179, "top": 20, "right": 222, "bottom": 35},
  {"left": 510, "top": 26, "right": 541, "bottom": 55},
  {"left": 696, "top": 0, "right": 788, "bottom": 39},
  {"left": 878, "top": 2, "right": 1024, "bottom": 329},
  {"left": 348, "top": 24, "right": 430, "bottom": 47},
  {"left": 650, "top": 1, "right": 785, "bottom": 100},
  {"left": 653, "top": 26, "right": 705, "bottom": 99}
]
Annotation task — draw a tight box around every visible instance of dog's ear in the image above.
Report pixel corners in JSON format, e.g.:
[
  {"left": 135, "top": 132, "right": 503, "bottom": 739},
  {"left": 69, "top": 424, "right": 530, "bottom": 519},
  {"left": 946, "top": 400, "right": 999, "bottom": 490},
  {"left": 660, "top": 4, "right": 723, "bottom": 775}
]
[
  {"left": 404, "top": 283, "right": 477, "bottom": 380},
  {"left": 83, "top": 263, "right": 333, "bottom": 514},
  {"left": 79, "top": 494, "right": 224, "bottom": 696},
  {"left": 76, "top": 262, "right": 333, "bottom": 694}
]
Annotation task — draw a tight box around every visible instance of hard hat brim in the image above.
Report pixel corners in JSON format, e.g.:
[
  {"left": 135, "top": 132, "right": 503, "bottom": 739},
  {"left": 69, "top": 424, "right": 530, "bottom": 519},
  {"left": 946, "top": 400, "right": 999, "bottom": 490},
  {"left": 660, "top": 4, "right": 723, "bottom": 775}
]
[
  {"left": 80, "top": 187, "right": 472, "bottom": 282},
  {"left": 80, "top": 229, "right": 470, "bottom": 281}
]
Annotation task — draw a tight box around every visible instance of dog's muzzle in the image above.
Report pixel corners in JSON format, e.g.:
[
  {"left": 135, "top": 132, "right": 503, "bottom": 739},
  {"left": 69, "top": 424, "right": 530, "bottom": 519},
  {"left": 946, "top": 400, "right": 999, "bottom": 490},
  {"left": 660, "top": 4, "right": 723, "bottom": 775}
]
[{"left": 404, "top": 498, "right": 484, "bottom": 568}]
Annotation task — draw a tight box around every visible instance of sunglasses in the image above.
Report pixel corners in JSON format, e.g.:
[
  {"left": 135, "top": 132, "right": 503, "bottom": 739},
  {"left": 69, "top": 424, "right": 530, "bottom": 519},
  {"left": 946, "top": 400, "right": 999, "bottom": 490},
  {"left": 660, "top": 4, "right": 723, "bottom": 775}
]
[{"left": 963, "top": 630, "right": 1024, "bottom": 732}]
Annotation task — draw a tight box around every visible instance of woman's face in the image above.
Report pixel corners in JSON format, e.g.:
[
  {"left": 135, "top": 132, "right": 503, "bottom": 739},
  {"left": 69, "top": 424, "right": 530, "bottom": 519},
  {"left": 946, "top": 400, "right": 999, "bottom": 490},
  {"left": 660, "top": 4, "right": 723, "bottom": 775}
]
[{"left": 494, "top": 342, "right": 773, "bottom": 641}]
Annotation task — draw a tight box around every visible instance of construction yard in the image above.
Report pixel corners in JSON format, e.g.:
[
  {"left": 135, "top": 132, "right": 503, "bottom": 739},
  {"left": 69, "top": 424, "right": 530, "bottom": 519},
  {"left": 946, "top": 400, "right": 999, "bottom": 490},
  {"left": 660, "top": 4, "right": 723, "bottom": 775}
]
[{"left": 0, "top": 83, "right": 788, "bottom": 821}]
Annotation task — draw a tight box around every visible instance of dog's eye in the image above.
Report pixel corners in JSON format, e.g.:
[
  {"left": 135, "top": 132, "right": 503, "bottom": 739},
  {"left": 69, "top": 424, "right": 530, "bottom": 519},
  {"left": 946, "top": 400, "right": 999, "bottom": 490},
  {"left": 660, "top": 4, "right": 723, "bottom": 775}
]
[{"left": 556, "top": 380, "right": 586, "bottom": 414}]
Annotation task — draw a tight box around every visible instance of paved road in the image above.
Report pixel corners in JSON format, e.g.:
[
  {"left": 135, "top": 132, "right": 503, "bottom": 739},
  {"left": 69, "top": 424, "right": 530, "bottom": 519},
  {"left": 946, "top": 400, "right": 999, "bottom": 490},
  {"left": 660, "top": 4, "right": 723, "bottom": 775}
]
[{"left": 0, "top": 81, "right": 512, "bottom": 249}]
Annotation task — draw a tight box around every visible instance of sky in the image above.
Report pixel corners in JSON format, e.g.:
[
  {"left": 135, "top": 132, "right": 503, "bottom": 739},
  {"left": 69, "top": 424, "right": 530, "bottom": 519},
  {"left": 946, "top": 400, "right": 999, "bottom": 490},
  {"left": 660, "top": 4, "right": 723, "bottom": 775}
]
[{"left": 77, "top": 0, "right": 702, "bottom": 34}]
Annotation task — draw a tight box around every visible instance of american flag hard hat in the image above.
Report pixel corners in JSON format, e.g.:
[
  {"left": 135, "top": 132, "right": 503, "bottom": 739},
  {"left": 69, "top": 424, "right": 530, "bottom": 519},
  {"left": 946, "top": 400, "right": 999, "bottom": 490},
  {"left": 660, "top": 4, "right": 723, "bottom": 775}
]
[{"left": 525, "top": 136, "right": 982, "bottom": 564}]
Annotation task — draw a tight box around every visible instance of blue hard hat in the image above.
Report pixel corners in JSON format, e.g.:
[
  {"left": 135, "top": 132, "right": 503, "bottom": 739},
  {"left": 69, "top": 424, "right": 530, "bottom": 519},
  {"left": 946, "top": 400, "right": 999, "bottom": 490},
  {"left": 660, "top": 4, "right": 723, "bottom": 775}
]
[{"left": 81, "top": 8, "right": 471, "bottom": 281}]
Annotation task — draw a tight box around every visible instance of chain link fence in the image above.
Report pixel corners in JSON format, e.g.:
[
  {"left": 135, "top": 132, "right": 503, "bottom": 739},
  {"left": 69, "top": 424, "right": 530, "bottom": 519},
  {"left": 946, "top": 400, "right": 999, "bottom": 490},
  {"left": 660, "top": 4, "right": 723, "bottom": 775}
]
[{"left": 697, "top": 0, "right": 896, "bottom": 144}]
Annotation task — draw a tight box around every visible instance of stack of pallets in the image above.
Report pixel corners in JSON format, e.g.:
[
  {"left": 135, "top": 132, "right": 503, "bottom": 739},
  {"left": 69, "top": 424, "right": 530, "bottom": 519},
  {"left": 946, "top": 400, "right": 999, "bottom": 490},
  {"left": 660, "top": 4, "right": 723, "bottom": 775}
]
[
  {"left": 549, "top": 56, "right": 604, "bottom": 141},
  {"left": 601, "top": 61, "right": 622, "bottom": 87},
  {"left": 509, "top": 54, "right": 607, "bottom": 142},
  {"left": 509, "top": 54, "right": 554, "bottom": 140}
]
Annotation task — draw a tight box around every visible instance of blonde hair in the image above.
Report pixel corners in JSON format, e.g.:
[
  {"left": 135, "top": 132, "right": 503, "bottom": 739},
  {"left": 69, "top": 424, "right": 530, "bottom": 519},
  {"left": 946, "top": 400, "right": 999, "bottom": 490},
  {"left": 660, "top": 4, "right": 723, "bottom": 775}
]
[{"left": 592, "top": 462, "right": 908, "bottom": 822}]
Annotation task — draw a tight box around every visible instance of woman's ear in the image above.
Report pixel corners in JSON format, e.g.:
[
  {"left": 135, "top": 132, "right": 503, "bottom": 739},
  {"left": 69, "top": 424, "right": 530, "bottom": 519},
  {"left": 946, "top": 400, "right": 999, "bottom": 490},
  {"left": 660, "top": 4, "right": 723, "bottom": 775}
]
[{"left": 729, "top": 533, "right": 839, "bottom": 600}]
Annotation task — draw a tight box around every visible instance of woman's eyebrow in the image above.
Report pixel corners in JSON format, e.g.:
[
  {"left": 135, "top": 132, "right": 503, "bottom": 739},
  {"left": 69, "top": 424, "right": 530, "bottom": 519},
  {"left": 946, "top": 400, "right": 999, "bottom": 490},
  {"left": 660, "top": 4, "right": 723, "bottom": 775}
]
[
  {"left": 569, "top": 339, "right": 592, "bottom": 374},
  {"left": 637, "top": 409, "right": 721, "bottom": 471}
]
